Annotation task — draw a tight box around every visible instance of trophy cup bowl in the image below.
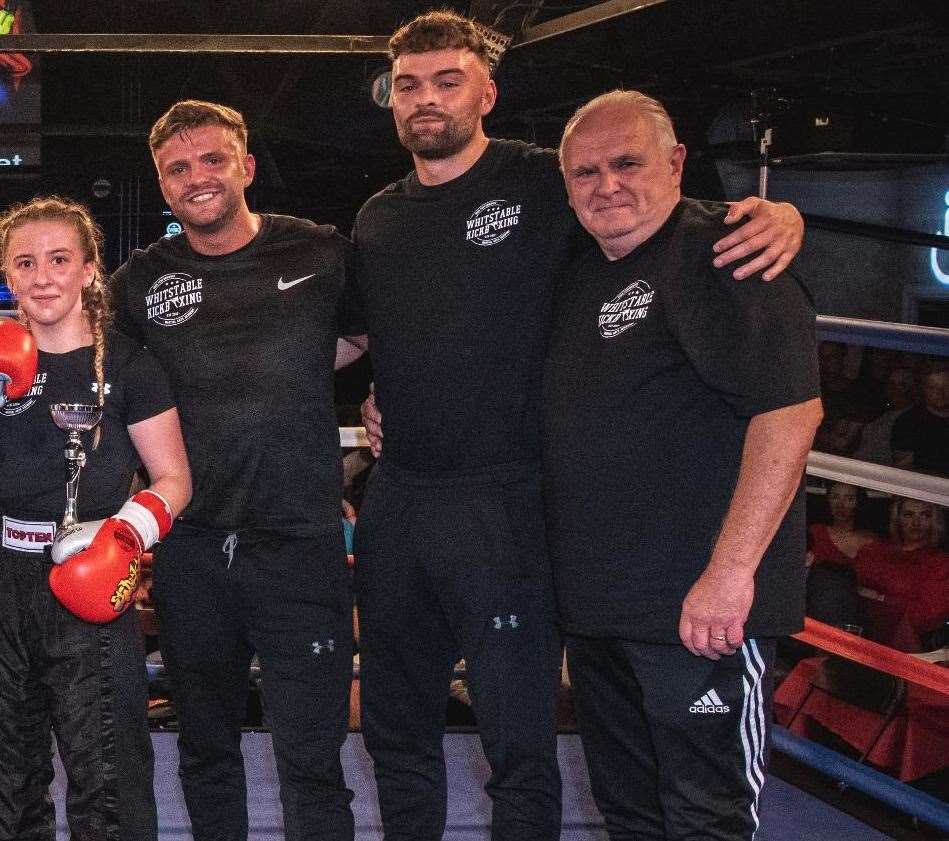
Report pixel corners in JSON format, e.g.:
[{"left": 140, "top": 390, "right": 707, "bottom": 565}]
[
  {"left": 50, "top": 402, "right": 103, "bottom": 433},
  {"left": 49, "top": 403, "right": 103, "bottom": 534}
]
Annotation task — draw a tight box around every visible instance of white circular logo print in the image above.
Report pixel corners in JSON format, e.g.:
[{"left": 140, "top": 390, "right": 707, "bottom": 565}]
[
  {"left": 1, "top": 395, "right": 36, "bottom": 417},
  {"left": 1, "top": 371, "right": 44, "bottom": 417},
  {"left": 145, "top": 272, "right": 204, "bottom": 327},
  {"left": 465, "top": 199, "right": 521, "bottom": 247},
  {"left": 598, "top": 280, "right": 655, "bottom": 338}
]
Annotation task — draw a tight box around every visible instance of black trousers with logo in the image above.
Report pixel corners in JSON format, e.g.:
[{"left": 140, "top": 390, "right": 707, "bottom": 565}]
[
  {"left": 0, "top": 546, "right": 156, "bottom": 841},
  {"left": 354, "top": 461, "right": 562, "bottom": 841},
  {"left": 565, "top": 635, "right": 776, "bottom": 841},
  {"left": 152, "top": 523, "right": 355, "bottom": 841}
]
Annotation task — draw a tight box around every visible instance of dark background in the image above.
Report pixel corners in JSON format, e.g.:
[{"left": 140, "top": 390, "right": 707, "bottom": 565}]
[{"left": 0, "top": 2, "right": 946, "bottom": 252}]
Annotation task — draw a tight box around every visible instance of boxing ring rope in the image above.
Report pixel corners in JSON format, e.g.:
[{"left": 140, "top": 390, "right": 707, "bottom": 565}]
[
  {"left": 807, "top": 452, "right": 949, "bottom": 507},
  {"left": 782, "top": 309, "right": 947, "bottom": 827},
  {"left": 795, "top": 618, "right": 949, "bottom": 695},
  {"left": 3, "top": 24, "right": 948, "bottom": 830},
  {"left": 816, "top": 315, "right": 949, "bottom": 357},
  {"left": 775, "top": 618, "right": 949, "bottom": 831},
  {"left": 771, "top": 727, "right": 949, "bottom": 832}
]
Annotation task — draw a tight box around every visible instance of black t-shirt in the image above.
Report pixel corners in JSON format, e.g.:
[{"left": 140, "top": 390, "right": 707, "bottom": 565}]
[
  {"left": 543, "top": 198, "right": 820, "bottom": 642},
  {"left": 111, "top": 214, "right": 359, "bottom": 533},
  {"left": 891, "top": 404, "right": 949, "bottom": 477},
  {"left": 352, "top": 139, "right": 585, "bottom": 473},
  {"left": 0, "top": 330, "right": 174, "bottom": 523}
]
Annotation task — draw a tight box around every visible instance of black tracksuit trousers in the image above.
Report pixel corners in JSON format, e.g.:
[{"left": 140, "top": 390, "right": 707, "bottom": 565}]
[
  {"left": 566, "top": 635, "right": 776, "bottom": 841},
  {"left": 0, "top": 546, "right": 156, "bottom": 841},
  {"left": 354, "top": 461, "right": 562, "bottom": 841},
  {"left": 152, "top": 523, "right": 355, "bottom": 841}
]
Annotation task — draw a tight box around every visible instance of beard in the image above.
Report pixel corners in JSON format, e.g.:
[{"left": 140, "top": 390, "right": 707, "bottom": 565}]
[{"left": 396, "top": 111, "right": 479, "bottom": 160}]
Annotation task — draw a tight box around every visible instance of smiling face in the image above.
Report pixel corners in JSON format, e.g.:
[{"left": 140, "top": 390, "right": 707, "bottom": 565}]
[
  {"left": 561, "top": 101, "right": 685, "bottom": 260},
  {"left": 3, "top": 219, "right": 93, "bottom": 339},
  {"left": 153, "top": 123, "right": 254, "bottom": 236},
  {"left": 390, "top": 47, "right": 495, "bottom": 160}
]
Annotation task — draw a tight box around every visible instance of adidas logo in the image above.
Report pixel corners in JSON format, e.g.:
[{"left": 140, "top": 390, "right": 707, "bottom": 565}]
[{"left": 689, "top": 689, "right": 731, "bottom": 714}]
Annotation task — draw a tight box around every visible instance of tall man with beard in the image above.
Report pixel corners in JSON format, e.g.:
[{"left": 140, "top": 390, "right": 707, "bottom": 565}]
[
  {"left": 544, "top": 90, "right": 822, "bottom": 840},
  {"left": 110, "top": 100, "right": 364, "bottom": 841},
  {"left": 353, "top": 11, "right": 804, "bottom": 841}
]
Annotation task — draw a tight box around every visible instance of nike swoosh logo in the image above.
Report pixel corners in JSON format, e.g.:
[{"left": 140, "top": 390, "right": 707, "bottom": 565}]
[{"left": 277, "top": 274, "right": 316, "bottom": 291}]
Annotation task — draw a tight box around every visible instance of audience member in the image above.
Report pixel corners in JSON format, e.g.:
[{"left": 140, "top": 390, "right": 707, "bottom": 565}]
[
  {"left": 808, "top": 482, "right": 876, "bottom": 566},
  {"left": 852, "top": 367, "right": 918, "bottom": 465},
  {"left": 814, "top": 342, "right": 878, "bottom": 455},
  {"left": 804, "top": 482, "right": 873, "bottom": 628},
  {"left": 855, "top": 498, "right": 949, "bottom": 650},
  {"left": 848, "top": 347, "right": 898, "bottom": 420},
  {"left": 892, "top": 369, "right": 949, "bottom": 477}
]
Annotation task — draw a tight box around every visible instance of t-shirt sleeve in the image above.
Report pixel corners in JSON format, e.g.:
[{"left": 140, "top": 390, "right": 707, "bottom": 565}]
[
  {"left": 121, "top": 346, "right": 176, "bottom": 426},
  {"left": 664, "top": 230, "right": 820, "bottom": 417},
  {"left": 109, "top": 261, "right": 146, "bottom": 346},
  {"left": 338, "top": 224, "right": 367, "bottom": 337}
]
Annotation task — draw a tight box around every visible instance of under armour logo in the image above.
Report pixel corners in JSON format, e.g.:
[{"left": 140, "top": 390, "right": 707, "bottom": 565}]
[
  {"left": 312, "top": 639, "right": 336, "bottom": 655},
  {"left": 492, "top": 615, "right": 519, "bottom": 630},
  {"left": 90, "top": 382, "right": 112, "bottom": 395}
]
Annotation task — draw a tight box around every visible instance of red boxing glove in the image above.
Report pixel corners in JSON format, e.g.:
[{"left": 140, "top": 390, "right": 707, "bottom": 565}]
[
  {"left": 48, "top": 490, "right": 174, "bottom": 623},
  {"left": 0, "top": 318, "right": 38, "bottom": 406},
  {"left": 49, "top": 518, "right": 143, "bottom": 623}
]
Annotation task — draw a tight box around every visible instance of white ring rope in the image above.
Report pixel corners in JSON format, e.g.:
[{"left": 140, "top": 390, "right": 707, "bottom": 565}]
[{"left": 806, "top": 451, "right": 949, "bottom": 507}]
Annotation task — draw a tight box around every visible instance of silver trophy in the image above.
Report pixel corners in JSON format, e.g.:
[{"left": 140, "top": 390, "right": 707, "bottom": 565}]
[{"left": 49, "top": 403, "right": 103, "bottom": 535}]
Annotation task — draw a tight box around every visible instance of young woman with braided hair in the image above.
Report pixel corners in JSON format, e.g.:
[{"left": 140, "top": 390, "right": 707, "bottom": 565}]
[{"left": 0, "top": 195, "right": 191, "bottom": 841}]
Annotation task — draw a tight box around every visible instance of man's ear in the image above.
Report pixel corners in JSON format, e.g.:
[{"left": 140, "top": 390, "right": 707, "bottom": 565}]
[
  {"left": 670, "top": 143, "right": 687, "bottom": 187},
  {"left": 243, "top": 153, "right": 256, "bottom": 188},
  {"left": 481, "top": 78, "right": 498, "bottom": 117}
]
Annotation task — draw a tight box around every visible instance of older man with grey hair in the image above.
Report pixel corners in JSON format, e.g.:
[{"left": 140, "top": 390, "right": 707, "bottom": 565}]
[{"left": 543, "top": 89, "right": 823, "bottom": 840}]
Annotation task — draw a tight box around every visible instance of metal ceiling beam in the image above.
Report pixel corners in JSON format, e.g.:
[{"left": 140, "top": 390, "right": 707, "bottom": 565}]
[
  {"left": 0, "top": 33, "right": 390, "bottom": 54},
  {"left": 726, "top": 23, "right": 924, "bottom": 69},
  {"left": 514, "top": 0, "right": 673, "bottom": 48}
]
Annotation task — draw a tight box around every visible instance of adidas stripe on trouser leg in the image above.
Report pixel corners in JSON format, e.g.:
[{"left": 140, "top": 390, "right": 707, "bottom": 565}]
[{"left": 566, "top": 635, "right": 775, "bottom": 841}]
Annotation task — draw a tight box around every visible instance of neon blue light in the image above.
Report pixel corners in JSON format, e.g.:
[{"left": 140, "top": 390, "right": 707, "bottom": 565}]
[{"left": 931, "top": 189, "right": 949, "bottom": 286}]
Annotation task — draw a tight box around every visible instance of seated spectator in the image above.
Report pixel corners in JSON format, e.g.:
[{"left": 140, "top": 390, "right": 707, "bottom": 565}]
[
  {"left": 892, "top": 368, "right": 949, "bottom": 477},
  {"left": 809, "top": 482, "right": 876, "bottom": 565},
  {"left": 855, "top": 498, "right": 949, "bottom": 650},
  {"left": 852, "top": 367, "right": 919, "bottom": 465},
  {"left": 848, "top": 346, "right": 898, "bottom": 420},
  {"left": 814, "top": 342, "right": 880, "bottom": 455},
  {"left": 804, "top": 482, "right": 874, "bottom": 628}
]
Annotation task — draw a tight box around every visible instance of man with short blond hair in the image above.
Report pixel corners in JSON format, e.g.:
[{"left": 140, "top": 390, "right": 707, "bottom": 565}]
[{"left": 112, "top": 98, "right": 362, "bottom": 841}]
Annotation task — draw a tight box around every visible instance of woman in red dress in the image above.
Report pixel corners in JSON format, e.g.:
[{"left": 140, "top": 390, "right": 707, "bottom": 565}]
[{"left": 855, "top": 498, "right": 949, "bottom": 650}]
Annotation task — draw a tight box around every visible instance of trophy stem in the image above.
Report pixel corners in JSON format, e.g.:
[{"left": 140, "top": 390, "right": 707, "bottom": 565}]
[
  {"left": 49, "top": 403, "right": 102, "bottom": 537},
  {"left": 62, "top": 429, "right": 86, "bottom": 530}
]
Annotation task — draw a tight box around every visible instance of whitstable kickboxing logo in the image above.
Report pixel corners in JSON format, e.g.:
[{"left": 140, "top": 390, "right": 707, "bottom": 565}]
[
  {"left": 146, "top": 272, "right": 203, "bottom": 326},
  {"left": 599, "top": 280, "right": 654, "bottom": 338},
  {"left": 465, "top": 199, "right": 521, "bottom": 246},
  {"left": 0, "top": 371, "right": 45, "bottom": 417}
]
